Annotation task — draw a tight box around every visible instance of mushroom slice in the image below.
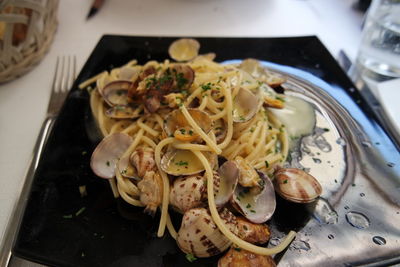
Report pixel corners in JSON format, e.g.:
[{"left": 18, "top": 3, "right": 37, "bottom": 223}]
[
  {"left": 90, "top": 133, "right": 133, "bottom": 179},
  {"left": 176, "top": 208, "right": 238, "bottom": 258},
  {"left": 168, "top": 38, "right": 200, "bottom": 62},
  {"left": 274, "top": 168, "right": 322, "bottom": 203},
  {"left": 214, "top": 161, "right": 239, "bottom": 207},
  {"left": 164, "top": 109, "right": 212, "bottom": 142},
  {"left": 105, "top": 105, "right": 140, "bottom": 119},
  {"left": 102, "top": 80, "right": 133, "bottom": 107},
  {"left": 169, "top": 175, "right": 207, "bottom": 213},
  {"left": 232, "top": 88, "right": 262, "bottom": 123},
  {"left": 117, "top": 154, "right": 139, "bottom": 181},
  {"left": 160, "top": 149, "right": 216, "bottom": 176},
  {"left": 231, "top": 172, "right": 276, "bottom": 224}
]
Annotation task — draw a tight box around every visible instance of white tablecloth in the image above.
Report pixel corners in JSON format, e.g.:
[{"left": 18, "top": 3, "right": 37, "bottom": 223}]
[{"left": 0, "top": 0, "right": 364, "bottom": 244}]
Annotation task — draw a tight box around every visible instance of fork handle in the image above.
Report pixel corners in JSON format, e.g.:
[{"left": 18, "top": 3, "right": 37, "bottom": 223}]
[
  {"left": 33, "top": 116, "right": 56, "bottom": 169},
  {"left": 0, "top": 116, "right": 57, "bottom": 266}
]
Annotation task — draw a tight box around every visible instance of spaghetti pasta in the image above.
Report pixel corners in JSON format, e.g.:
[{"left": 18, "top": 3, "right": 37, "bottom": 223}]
[{"left": 85, "top": 52, "right": 297, "bottom": 264}]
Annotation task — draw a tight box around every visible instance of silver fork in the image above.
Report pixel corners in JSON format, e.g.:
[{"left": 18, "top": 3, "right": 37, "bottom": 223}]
[
  {"left": 35, "top": 55, "right": 77, "bottom": 168},
  {"left": 0, "top": 55, "right": 76, "bottom": 267}
]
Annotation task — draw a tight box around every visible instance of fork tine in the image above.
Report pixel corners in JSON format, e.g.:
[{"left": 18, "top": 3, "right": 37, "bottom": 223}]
[
  {"left": 51, "top": 56, "right": 60, "bottom": 93},
  {"left": 72, "top": 55, "right": 77, "bottom": 81},
  {"left": 60, "top": 56, "right": 68, "bottom": 93}
]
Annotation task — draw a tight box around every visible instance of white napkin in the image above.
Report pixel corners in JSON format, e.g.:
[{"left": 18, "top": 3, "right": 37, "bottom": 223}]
[{"left": 377, "top": 78, "right": 400, "bottom": 134}]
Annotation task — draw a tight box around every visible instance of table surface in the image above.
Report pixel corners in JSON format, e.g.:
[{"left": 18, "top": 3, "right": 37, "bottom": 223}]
[{"left": 0, "top": 0, "right": 364, "bottom": 246}]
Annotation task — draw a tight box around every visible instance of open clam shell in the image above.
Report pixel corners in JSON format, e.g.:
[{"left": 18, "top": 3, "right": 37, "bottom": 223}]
[
  {"left": 117, "top": 154, "right": 140, "bottom": 181},
  {"left": 160, "top": 149, "right": 216, "bottom": 176},
  {"left": 163, "top": 108, "right": 213, "bottom": 141},
  {"left": 105, "top": 105, "right": 140, "bottom": 119},
  {"left": 214, "top": 161, "right": 239, "bottom": 207},
  {"left": 274, "top": 168, "right": 322, "bottom": 203},
  {"left": 90, "top": 133, "right": 133, "bottom": 179},
  {"left": 232, "top": 171, "right": 276, "bottom": 224},
  {"left": 232, "top": 88, "right": 262, "bottom": 123},
  {"left": 102, "top": 80, "right": 133, "bottom": 107}
]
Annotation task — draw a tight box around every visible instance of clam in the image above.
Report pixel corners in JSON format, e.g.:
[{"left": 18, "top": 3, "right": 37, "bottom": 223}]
[
  {"left": 130, "top": 147, "right": 157, "bottom": 177},
  {"left": 105, "top": 105, "right": 140, "bottom": 119},
  {"left": 234, "top": 156, "right": 261, "bottom": 188},
  {"left": 231, "top": 172, "right": 276, "bottom": 224},
  {"left": 118, "top": 66, "right": 141, "bottom": 80},
  {"left": 117, "top": 154, "right": 139, "bottom": 180},
  {"left": 160, "top": 149, "right": 216, "bottom": 176},
  {"left": 239, "top": 58, "right": 286, "bottom": 89},
  {"left": 236, "top": 217, "right": 271, "bottom": 244},
  {"left": 169, "top": 175, "right": 207, "bottom": 213},
  {"left": 214, "top": 161, "right": 239, "bottom": 207},
  {"left": 163, "top": 109, "right": 213, "bottom": 142},
  {"left": 90, "top": 133, "right": 133, "bottom": 179},
  {"left": 176, "top": 208, "right": 238, "bottom": 258},
  {"left": 168, "top": 38, "right": 200, "bottom": 62},
  {"left": 102, "top": 80, "right": 133, "bottom": 107},
  {"left": 232, "top": 88, "right": 262, "bottom": 123},
  {"left": 218, "top": 247, "right": 276, "bottom": 267},
  {"left": 171, "top": 64, "right": 195, "bottom": 90},
  {"left": 274, "top": 168, "right": 322, "bottom": 203},
  {"left": 214, "top": 119, "right": 227, "bottom": 144}
]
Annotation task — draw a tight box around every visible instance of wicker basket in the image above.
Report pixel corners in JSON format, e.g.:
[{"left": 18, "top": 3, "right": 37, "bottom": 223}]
[{"left": 0, "top": 0, "right": 58, "bottom": 83}]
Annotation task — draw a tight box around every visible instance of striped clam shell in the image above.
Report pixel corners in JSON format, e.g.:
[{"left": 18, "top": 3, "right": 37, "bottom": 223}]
[
  {"left": 274, "top": 168, "right": 322, "bottom": 203},
  {"left": 176, "top": 208, "right": 238, "bottom": 258}
]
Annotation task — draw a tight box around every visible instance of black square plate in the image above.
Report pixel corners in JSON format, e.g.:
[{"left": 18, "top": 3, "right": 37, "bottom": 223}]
[{"left": 13, "top": 36, "right": 400, "bottom": 267}]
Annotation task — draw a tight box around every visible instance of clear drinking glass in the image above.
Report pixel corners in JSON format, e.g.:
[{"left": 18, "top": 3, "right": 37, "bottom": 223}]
[{"left": 356, "top": 0, "right": 400, "bottom": 79}]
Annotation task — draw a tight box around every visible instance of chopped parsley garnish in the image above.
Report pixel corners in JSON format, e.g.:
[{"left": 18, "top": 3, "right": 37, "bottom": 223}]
[
  {"left": 176, "top": 72, "right": 188, "bottom": 89},
  {"left": 246, "top": 203, "right": 252, "bottom": 209},
  {"left": 250, "top": 127, "right": 255, "bottom": 133},
  {"left": 234, "top": 247, "right": 242, "bottom": 251},
  {"left": 175, "top": 161, "right": 189, "bottom": 166},
  {"left": 265, "top": 161, "right": 269, "bottom": 168},
  {"left": 250, "top": 209, "right": 256, "bottom": 213},
  {"left": 239, "top": 115, "right": 245, "bottom": 121},
  {"left": 179, "top": 128, "right": 186, "bottom": 134},
  {"left": 275, "top": 96, "right": 285, "bottom": 102},
  {"left": 323, "top": 128, "right": 330, "bottom": 132},
  {"left": 188, "top": 130, "right": 194, "bottom": 135},
  {"left": 186, "top": 253, "right": 197, "bottom": 262},
  {"left": 75, "top": 207, "right": 86, "bottom": 216},
  {"left": 106, "top": 161, "right": 111, "bottom": 166},
  {"left": 63, "top": 214, "right": 73, "bottom": 219},
  {"left": 201, "top": 82, "right": 212, "bottom": 91},
  {"left": 283, "top": 179, "right": 288, "bottom": 184}
]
